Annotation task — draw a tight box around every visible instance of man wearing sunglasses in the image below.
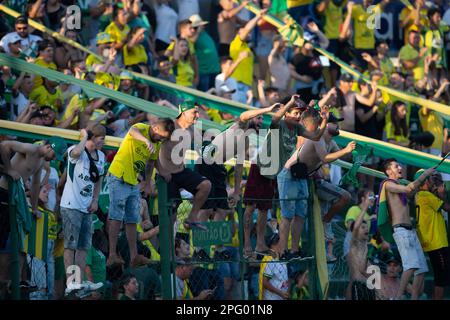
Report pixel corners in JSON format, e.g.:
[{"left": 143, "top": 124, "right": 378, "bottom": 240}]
[{"left": 0, "top": 15, "right": 42, "bottom": 55}]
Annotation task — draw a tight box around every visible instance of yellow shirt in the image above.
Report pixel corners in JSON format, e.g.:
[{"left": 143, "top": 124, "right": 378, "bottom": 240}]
[
  {"left": 123, "top": 44, "right": 148, "bottom": 66},
  {"left": 344, "top": 205, "right": 372, "bottom": 231},
  {"left": 167, "top": 40, "right": 195, "bottom": 55},
  {"left": 104, "top": 22, "right": 130, "bottom": 45},
  {"left": 425, "top": 28, "right": 445, "bottom": 68},
  {"left": 171, "top": 58, "right": 195, "bottom": 87},
  {"left": 399, "top": 8, "right": 428, "bottom": 46},
  {"left": 86, "top": 54, "right": 102, "bottom": 67},
  {"left": 229, "top": 35, "right": 254, "bottom": 86},
  {"left": 419, "top": 108, "right": 444, "bottom": 151},
  {"left": 61, "top": 94, "right": 88, "bottom": 126},
  {"left": 33, "top": 57, "right": 57, "bottom": 89},
  {"left": 399, "top": 43, "right": 424, "bottom": 81},
  {"left": 109, "top": 123, "right": 160, "bottom": 185},
  {"left": 351, "top": 4, "right": 379, "bottom": 50},
  {"left": 287, "top": 0, "right": 312, "bottom": 8},
  {"left": 29, "top": 85, "right": 64, "bottom": 111},
  {"left": 416, "top": 191, "right": 447, "bottom": 252},
  {"left": 322, "top": 0, "right": 346, "bottom": 40}
]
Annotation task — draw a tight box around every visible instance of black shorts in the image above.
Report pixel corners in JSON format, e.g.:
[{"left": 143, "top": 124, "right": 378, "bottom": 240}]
[
  {"left": 428, "top": 247, "right": 450, "bottom": 287},
  {"left": 0, "top": 187, "right": 10, "bottom": 249},
  {"left": 195, "top": 163, "right": 229, "bottom": 211},
  {"left": 351, "top": 281, "right": 376, "bottom": 300},
  {"left": 167, "top": 168, "right": 208, "bottom": 207}
]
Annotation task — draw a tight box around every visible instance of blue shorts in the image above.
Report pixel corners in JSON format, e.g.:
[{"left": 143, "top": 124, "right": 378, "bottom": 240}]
[
  {"left": 217, "top": 247, "right": 240, "bottom": 280},
  {"left": 60, "top": 207, "right": 93, "bottom": 251},
  {"left": 255, "top": 33, "right": 273, "bottom": 57},
  {"left": 108, "top": 175, "right": 141, "bottom": 224},
  {"left": 277, "top": 168, "right": 309, "bottom": 219}
]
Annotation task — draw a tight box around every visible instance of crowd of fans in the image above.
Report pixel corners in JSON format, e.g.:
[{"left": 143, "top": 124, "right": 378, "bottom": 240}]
[{"left": 0, "top": 0, "right": 450, "bottom": 300}]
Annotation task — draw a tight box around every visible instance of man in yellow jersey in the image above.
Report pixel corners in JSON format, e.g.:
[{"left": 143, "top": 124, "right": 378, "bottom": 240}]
[
  {"left": 415, "top": 170, "right": 450, "bottom": 300},
  {"left": 104, "top": 3, "right": 130, "bottom": 53},
  {"left": 399, "top": 29, "right": 428, "bottom": 81},
  {"left": 229, "top": 9, "right": 267, "bottom": 104},
  {"left": 346, "top": 0, "right": 390, "bottom": 63},
  {"left": 107, "top": 118, "right": 175, "bottom": 267},
  {"left": 33, "top": 40, "right": 57, "bottom": 89}
]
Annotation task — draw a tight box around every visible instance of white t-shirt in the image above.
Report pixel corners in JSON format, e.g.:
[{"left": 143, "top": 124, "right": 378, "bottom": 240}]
[
  {"left": 215, "top": 73, "right": 239, "bottom": 101},
  {"left": 40, "top": 167, "right": 60, "bottom": 212},
  {"left": 0, "top": 32, "right": 42, "bottom": 54},
  {"left": 10, "top": 92, "right": 28, "bottom": 121},
  {"left": 176, "top": 0, "right": 199, "bottom": 21},
  {"left": 155, "top": 4, "right": 178, "bottom": 44},
  {"left": 112, "top": 119, "right": 130, "bottom": 138},
  {"left": 61, "top": 145, "right": 105, "bottom": 213},
  {"left": 262, "top": 261, "right": 289, "bottom": 300}
]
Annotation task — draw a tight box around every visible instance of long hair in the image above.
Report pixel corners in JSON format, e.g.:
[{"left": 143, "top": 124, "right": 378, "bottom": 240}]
[
  {"left": 391, "top": 101, "right": 408, "bottom": 137},
  {"left": 178, "top": 38, "right": 191, "bottom": 62}
]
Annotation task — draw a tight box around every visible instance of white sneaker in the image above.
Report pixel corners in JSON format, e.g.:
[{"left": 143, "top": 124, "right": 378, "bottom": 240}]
[
  {"left": 82, "top": 281, "right": 103, "bottom": 291},
  {"left": 65, "top": 282, "right": 83, "bottom": 296}
]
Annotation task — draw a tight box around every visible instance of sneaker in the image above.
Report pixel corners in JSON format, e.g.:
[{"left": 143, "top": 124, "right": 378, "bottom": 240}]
[
  {"left": 214, "top": 250, "right": 231, "bottom": 261},
  {"left": 280, "top": 251, "right": 292, "bottom": 261},
  {"left": 192, "top": 249, "right": 213, "bottom": 263},
  {"left": 293, "top": 248, "right": 314, "bottom": 260},
  {"left": 82, "top": 281, "right": 104, "bottom": 291},
  {"left": 64, "top": 282, "right": 83, "bottom": 296},
  {"left": 130, "top": 255, "right": 151, "bottom": 268},
  {"left": 19, "top": 280, "right": 38, "bottom": 293}
]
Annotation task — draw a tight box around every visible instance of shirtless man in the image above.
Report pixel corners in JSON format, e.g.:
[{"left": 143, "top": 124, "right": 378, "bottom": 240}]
[
  {"left": 195, "top": 102, "right": 279, "bottom": 261},
  {"left": 346, "top": 196, "right": 375, "bottom": 300},
  {"left": 0, "top": 137, "right": 66, "bottom": 283},
  {"left": 381, "top": 158, "right": 436, "bottom": 299},
  {"left": 378, "top": 254, "right": 403, "bottom": 300},
  {"left": 156, "top": 100, "right": 212, "bottom": 231}
]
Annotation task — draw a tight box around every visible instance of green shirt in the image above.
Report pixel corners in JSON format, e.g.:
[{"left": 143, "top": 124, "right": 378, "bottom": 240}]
[
  {"left": 85, "top": 247, "right": 106, "bottom": 283},
  {"left": 195, "top": 31, "right": 220, "bottom": 75}
]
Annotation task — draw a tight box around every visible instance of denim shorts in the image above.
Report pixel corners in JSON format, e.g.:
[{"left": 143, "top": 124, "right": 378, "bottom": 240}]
[
  {"left": 60, "top": 207, "right": 93, "bottom": 251},
  {"left": 393, "top": 227, "right": 428, "bottom": 275},
  {"left": 277, "top": 168, "right": 309, "bottom": 219},
  {"left": 108, "top": 175, "right": 141, "bottom": 224},
  {"left": 235, "top": 82, "right": 251, "bottom": 105},
  {"left": 217, "top": 247, "right": 240, "bottom": 280},
  {"left": 255, "top": 33, "right": 273, "bottom": 57}
]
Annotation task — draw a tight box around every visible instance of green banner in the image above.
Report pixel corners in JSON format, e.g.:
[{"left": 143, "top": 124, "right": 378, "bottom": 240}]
[{"left": 192, "top": 221, "right": 233, "bottom": 247}]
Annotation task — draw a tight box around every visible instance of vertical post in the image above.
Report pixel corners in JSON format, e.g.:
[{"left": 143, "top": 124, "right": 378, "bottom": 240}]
[
  {"left": 8, "top": 178, "right": 20, "bottom": 300},
  {"left": 157, "top": 176, "right": 172, "bottom": 300},
  {"left": 237, "top": 200, "right": 245, "bottom": 299},
  {"left": 307, "top": 179, "right": 318, "bottom": 300}
]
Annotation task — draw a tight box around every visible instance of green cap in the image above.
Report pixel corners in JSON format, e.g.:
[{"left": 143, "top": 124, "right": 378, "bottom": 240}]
[
  {"left": 177, "top": 100, "right": 197, "bottom": 118},
  {"left": 113, "top": 103, "right": 128, "bottom": 118},
  {"left": 92, "top": 214, "right": 104, "bottom": 230},
  {"left": 48, "top": 136, "right": 67, "bottom": 162},
  {"left": 414, "top": 169, "right": 425, "bottom": 181}
]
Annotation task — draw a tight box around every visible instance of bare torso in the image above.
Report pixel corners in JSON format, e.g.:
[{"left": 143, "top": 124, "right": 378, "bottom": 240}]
[
  {"left": 386, "top": 187, "right": 411, "bottom": 226},
  {"left": 347, "top": 238, "right": 368, "bottom": 282},
  {"left": 0, "top": 151, "right": 44, "bottom": 190}
]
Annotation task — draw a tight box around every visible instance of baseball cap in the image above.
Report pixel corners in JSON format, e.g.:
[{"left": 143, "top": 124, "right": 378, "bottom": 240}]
[
  {"left": 328, "top": 113, "right": 344, "bottom": 123},
  {"left": 339, "top": 73, "right": 354, "bottom": 82},
  {"left": 92, "top": 214, "right": 104, "bottom": 230},
  {"left": 48, "top": 136, "right": 68, "bottom": 162},
  {"left": 219, "top": 84, "right": 236, "bottom": 95},
  {"left": 10, "top": 34, "right": 22, "bottom": 44},
  {"left": 119, "top": 70, "right": 133, "bottom": 80},
  {"left": 189, "top": 14, "right": 209, "bottom": 28},
  {"left": 96, "top": 32, "right": 113, "bottom": 45},
  {"left": 113, "top": 103, "right": 129, "bottom": 118},
  {"left": 176, "top": 99, "right": 197, "bottom": 118}
]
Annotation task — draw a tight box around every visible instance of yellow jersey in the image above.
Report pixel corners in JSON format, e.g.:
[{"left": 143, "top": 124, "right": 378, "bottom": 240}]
[
  {"left": 419, "top": 108, "right": 444, "bottom": 151},
  {"left": 351, "top": 4, "right": 380, "bottom": 50},
  {"left": 104, "top": 21, "right": 130, "bottom": 45},
  {"left": 29, "top": 85, "right": 64, "bottom": 111},
  {"left": 229, "top": 35, "right": 254, "bottom": 86},
  {"left": 33, "top": 57, "right": 57, "bottom": 89},
  {"left": 416, "top": 191, "right": 447, "bottom": 252},
  {"left": 322, "top": 0, "right": 346, "bottom": 40},
  {"left": 123, "top": 43, "right": 148, "bottom": 66},
  {"left": 109, "top": 123, "right": 160, "bottom": 185}
]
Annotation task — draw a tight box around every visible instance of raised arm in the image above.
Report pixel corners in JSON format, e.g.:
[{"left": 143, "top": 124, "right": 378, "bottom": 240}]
[
  {"left": 271, "top": 95, "right": 298, "bottom": 126},
  {"left": 224, "top": 50, "right": 249, "bottom": 80},
  {"left": 70, "top": 129, "right": 89, "bottom": 160},
  {"left": 385, "top": 167, "right": 436, "bottom": 195},
  {"left": 340, "top": 1, "right": 354, "bottom": 40},
  {"left": 352, "top": 198, "right": 370, "bottom": 236},
  {"left": 239, "top": 103, "right": 279, "bottom": 123},
  {"left": 239, "top": 8, "right": 267, "bottom": 41}
]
